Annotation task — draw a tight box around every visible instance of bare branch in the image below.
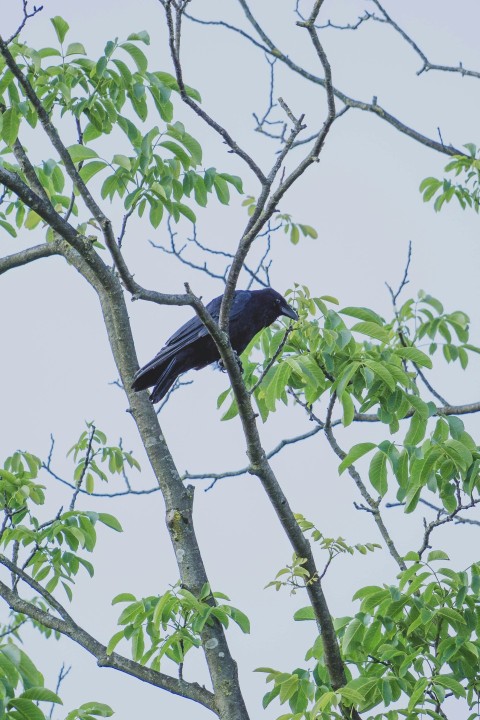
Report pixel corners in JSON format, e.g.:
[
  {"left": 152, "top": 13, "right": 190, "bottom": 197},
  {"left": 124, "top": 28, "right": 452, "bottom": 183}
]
[
  {"left": 387, "top": 498, "right": 480, "bottom": 528},
  {"left": 201, "top": 0, "right": 465, "bottom": 157},
  {"left": 369, "top": 0, "right": 480, "bottom": 79},
  {"left": 418, "top": 496, "right": 479, "bottom": 559},
  {"left": 218, "top": 9, "right": 337, "bottom": 334},
  {"left": 0, "top": 242, "right": 61, "bottom": 276},
  {"left": 186, "top": 426, "right": 322, "bottom": 490},
  {"left": 49, "top": 663, "right": 71, "bottom": 720},
  {"left": 3, "top": 1, "right": 43, "bottom": 45},
  {"left": 162, "top": 1, "right": 267, "bottom": 184},
  {"left": 385, "top": 241, "right": 412, "bottom": 305}
]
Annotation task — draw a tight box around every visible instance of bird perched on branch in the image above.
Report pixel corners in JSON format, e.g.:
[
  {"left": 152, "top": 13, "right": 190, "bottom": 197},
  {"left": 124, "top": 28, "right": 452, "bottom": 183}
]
[{"left": 131, "top": 288, "right": 298, "bottom": 403}]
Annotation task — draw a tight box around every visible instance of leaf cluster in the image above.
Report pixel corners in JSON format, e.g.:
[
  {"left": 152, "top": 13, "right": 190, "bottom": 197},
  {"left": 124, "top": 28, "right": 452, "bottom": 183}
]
[
  {"left": 67, "top": 423, "right": 140, "bottom": 494},
  {"left": 0, "top": 643, "right": 62, "bottom": 720},
  {"left": 0, "top": 18, "right": 242, "bottom": 239},
  {"left": 107, "top": 582, "right": 250, "bottom": 670},
  {"left": 259, "top": 555, "right": 480, "bottom": 719},
  {"left": 0, "top": 448, "right": 122, "bottom": 602},
  {"left": 218, "top": 286, "right": 479, "bottom": 427},
  {"left": 420, "top": 144, "right": 480, "bottom": 212}
]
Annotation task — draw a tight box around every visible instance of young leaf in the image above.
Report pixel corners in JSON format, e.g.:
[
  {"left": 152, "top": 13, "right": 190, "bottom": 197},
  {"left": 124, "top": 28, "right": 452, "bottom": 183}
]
[
  {"left": 351, "top": 321, "right": 391, "bottom": 343},
  {"left": 338, "top": 443, "right": 376, "bottom": 475},
  {"left": 368, "top": 451, "right": 388, "bottom": 497},
  {"left": 395, "top": 346, "right": 433, "bottom": 369},
  {"left": 51, "top": 16, "right": 70, "bottom": 44}
]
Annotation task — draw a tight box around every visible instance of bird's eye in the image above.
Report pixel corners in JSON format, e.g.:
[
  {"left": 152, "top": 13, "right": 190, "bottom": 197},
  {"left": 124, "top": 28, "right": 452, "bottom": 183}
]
[{"left": 276, "top": 298, "right": 281, "bottom": 304}]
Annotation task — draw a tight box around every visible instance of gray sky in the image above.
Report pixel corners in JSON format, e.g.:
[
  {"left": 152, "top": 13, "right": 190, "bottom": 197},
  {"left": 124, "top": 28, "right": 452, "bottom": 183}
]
[{"left": 1, "top": 1, "right": 480, "bottom": 718}]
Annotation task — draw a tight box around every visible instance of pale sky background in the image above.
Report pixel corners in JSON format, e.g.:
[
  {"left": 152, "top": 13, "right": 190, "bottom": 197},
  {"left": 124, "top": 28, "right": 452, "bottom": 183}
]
[{"left": 1, "top": 1, "right": 480, "bottom": 719}]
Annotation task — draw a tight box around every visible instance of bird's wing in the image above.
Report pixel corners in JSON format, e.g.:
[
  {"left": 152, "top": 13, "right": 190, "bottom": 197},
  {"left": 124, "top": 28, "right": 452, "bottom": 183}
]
[
  {"left": 163, "top": 291, "right": 248, "bottom": 350},
  {"left": 133, "top": 291, "right": 250, "bottom": 383}
]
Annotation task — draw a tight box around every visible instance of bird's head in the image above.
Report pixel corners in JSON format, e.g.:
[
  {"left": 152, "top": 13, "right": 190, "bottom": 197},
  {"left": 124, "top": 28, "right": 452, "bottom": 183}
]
[{"left": 262, "top": 288, "right": 298, "bottom": 322}]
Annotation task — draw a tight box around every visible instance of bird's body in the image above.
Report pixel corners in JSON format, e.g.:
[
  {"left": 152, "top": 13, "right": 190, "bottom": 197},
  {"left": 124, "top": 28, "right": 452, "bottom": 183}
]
[{"left": 132, "top": 288, "right": 297, "bottom": 402}]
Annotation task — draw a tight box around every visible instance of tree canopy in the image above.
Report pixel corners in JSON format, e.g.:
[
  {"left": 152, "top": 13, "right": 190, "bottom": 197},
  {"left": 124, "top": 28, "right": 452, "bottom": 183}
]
[{"left": 0, "top": 3, "right": 479, "bottom": 720}]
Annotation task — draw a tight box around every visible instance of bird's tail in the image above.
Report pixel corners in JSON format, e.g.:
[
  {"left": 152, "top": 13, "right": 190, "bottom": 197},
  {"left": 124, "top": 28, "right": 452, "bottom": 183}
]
[{"left": 131, "top": 357, "right": 179, "bottom": 403}]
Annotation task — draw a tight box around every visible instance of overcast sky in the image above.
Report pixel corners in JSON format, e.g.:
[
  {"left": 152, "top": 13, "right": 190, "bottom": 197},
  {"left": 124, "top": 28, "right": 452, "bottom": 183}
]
[{"left": 1, "top": 2, "right": 480, "bottom": 719}]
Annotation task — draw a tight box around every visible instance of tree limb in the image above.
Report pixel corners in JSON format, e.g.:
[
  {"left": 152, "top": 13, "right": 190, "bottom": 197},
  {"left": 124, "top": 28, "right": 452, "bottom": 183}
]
[
  {"left": 0, "top": 242, "right": 62, "bottom": 276},
  {"left": 0, "top": 571, "right": 217, "bottom": 713},
  {"left": 186, "top": 1, "right": 465, "bottom": 157}
]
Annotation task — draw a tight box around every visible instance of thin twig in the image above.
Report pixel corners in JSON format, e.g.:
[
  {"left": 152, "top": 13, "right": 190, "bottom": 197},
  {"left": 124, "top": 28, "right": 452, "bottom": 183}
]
[
  {"left": 249, "top": 325, "right": 293, "bottom": 395},
  {"left": 70, "top": 424, "right": 96, "bottom": 510}
]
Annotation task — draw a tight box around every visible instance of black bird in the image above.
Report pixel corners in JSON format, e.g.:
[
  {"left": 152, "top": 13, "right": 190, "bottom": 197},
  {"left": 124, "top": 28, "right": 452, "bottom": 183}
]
[{"left": 132, "top": 288, "right": 298, "bottom": 403}]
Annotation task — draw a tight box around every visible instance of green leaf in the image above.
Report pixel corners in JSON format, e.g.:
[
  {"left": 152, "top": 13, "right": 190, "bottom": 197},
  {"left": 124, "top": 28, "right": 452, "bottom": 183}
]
[
  {"left": 290, "top": 224, "right": 300, "bottom": 245},
  {"left": 293, "top": 606, "right": 316, "bottom": 621},
  {"left": 111, "top": 593, "right": 136, "bottom": 605},
  {"left": 443, "top": 438, "right": 473, "bottom": 470},
  {"left": 261, "top": 362, "right": 291, "bottom": 412},
  {"left": 338, "top": 443, "right": 376, "bottom": 474},
  {"left": 2, "top": 108, "right": 20, "bottom": 146},
  {"left": 229, "top": 607, "right": 250, "bottom": 634},
  {"left": 160, "top": 140, "right": 191, "bottom": 169},
  {"left": 406, "top": 394, "right": 430, "bottom": 419},
  {"left": 446, "top": 415, "right": 465, "bottom": 439},
  {"left": 213, "top": 175, "right": 230, "bottom": 205},
  {"left": 340, "top": 307, "right": 385, "bottom": 325},
  {"left": 351, "top": 321, "right": 391, "bottom": 343},
  {"left": 176, "top": 202, "right": 197, "bottom": 224},
  {"left": 79, "top": 160, "right": 108, "bottom": 183},
  {"left": 105, "top": 630, "right": 124, "bottom": 656},
  {"left": 369, "top": 451, "right": 388, "bottom": 497},
  {"left": 67, "top": 144, "right": 99, "bottom": 162},
  {"left": 298, "top": 224, "right": 318, "bottom": 239},
  {"left": 120, "top": 42, "right": 148, "bottom": 73},
  {"left": 363, "top": 359, "right": 396, "bottom": 391},
  {"left": 407, "top": 677, "right": 429, "bottom": 713},
  {"left": 341, "top": 392, "right": 355, "bottom": 427},
  {"left": 434, "top": 675, "right": 466, "bottom": 698},
  {"left": 221, "top": 397, "right": 238, "bottom": 421},
  {"left": 127, "top": 31, "right": 151, "bottom": 45},
  {"left": 98, "top": 513, "right": 123, "bottom": 532},
  {"left": 395, "top": 346, "right": 433, "bottom": 369},
  {"left": 25, "top": 210, "right": 42, "bottom": 230},
  {"left": 65, "top": 42, "right": 86, "bottom": 56},
  {"left": 66, "top": 702, "right": 114, "bottom": 719},
  {"left": 334, "top": 361, "right": 360, "bottom": 398},
  {"left": 51, "top": 16, "right": 69, "bottom": 44},
  {"left": 112, "top": 154, "right": 131, "bottom": 170},
  {"left": 219, "top": 173, "right": 243, "bottom": 194},
  {"left": 404, "top": 412, "right": 428, "bottom": 446},
  {"left": 20, "top": 688, "right": 62, "bottom": 704},
  {"left": 0, "top": 218, "right": 17, "bottom": 238},
  {"left": 427, "top": 550, "right": 450, "bottom": 562},
  {"left": 178, "top": 134, "right": 203, "bottom": 166},
  {"left": 342, "top": 618, "right": 364, "bottom": 654},
  {"left": 8, "top": 698, "right": 46, "bottom": 720}
]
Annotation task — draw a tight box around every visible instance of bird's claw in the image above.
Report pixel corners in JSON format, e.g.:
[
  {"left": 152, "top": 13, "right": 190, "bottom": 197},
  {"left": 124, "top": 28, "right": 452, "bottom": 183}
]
[{"left": 218, "top": 352, "right": 243, "bottom": 374}]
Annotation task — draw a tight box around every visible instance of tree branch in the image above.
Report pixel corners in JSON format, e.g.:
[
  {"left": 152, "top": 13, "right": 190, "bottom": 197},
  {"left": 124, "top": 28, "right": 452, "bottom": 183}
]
[
  {"left": 0, "top": 242, "right": 61, "bottom": 276},
  {"left": 189, "top": 0, "right": 465, "bottom": 157},
  {"left": 49, "top": 244, "right": 250, "bottom": 720},
  {"left": 0, "top": 569, "right": 217, "bottom": 713},
  {"left": 184, "top": 283, "right": 360, "bottom": 716},
  {"left": 162, "top": 1, "right": 267, "bottom": 185}
]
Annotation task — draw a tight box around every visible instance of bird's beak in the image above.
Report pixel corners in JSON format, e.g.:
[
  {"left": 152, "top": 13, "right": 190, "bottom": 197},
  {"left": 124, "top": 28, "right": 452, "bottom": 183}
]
[{"left": 280, "top": 303, "right": 298, "bottom": 321}]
